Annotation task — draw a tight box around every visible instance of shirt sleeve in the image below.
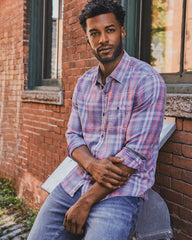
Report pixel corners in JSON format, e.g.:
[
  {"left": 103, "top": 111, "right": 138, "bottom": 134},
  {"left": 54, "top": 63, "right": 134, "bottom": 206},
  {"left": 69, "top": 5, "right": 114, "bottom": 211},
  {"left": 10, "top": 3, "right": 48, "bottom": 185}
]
[
  {"left": 65, "top": 84, "right": 86, "bottom": 157},
  {"left": 116, "top": 73, "right": 166, "bottom": 169}
]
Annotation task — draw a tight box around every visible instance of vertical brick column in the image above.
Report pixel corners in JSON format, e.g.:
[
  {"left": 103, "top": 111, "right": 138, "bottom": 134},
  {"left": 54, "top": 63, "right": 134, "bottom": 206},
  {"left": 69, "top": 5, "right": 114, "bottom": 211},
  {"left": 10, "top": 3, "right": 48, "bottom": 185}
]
[{"left": 156, "top": 118, "right": 192, "bottom": 240}]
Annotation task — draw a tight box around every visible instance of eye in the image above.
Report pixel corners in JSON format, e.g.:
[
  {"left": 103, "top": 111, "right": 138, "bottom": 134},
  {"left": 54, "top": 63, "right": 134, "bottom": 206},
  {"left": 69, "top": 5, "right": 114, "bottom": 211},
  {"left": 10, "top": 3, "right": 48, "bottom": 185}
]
[
  {"left": 90, "top": 31, "right": 99, "bottom": 37},
  {"left": 106, "top": 28, "right": 115, "bottom": 33}
]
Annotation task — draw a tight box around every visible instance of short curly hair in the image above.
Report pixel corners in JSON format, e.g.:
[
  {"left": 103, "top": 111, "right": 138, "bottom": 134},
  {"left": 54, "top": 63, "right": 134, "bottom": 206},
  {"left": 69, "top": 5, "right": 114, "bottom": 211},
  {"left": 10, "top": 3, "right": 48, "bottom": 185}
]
[{"left": 79, "top": 0, "right": 126, "bottom": 32}]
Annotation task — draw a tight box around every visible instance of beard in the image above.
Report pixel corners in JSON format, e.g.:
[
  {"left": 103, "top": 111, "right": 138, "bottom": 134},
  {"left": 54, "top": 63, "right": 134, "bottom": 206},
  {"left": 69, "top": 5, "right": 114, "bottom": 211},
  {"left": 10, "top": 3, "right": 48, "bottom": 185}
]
[{"left": 91, "top": 36, "right": 123, "bottom": 64}]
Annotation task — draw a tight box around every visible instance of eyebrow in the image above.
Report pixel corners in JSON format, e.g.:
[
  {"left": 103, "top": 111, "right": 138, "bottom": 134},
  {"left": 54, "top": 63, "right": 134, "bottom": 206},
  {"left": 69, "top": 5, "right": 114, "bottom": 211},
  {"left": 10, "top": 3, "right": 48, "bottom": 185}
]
[{"left": 89, "top": 24, "right": 115, "bottom": 33}]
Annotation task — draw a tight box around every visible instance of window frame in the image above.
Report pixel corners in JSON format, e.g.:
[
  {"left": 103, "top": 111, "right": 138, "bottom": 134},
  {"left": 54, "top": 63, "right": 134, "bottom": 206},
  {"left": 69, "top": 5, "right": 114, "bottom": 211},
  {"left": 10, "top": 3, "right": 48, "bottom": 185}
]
[
  {"left": 28, "top": 0, "right": 63, "bottom": 91},
  {"left": 119, "top": 0, "right": 192, "bottom": 94}
]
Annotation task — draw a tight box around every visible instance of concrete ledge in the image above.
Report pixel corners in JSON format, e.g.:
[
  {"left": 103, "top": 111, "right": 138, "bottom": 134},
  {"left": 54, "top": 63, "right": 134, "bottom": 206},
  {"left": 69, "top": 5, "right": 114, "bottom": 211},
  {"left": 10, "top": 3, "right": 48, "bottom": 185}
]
[
  {"left": 165, "top": 94, "right": 192, "bottom": 119},
  {"left": 21, "top": 90, "right": 64, "bottom": 105}
]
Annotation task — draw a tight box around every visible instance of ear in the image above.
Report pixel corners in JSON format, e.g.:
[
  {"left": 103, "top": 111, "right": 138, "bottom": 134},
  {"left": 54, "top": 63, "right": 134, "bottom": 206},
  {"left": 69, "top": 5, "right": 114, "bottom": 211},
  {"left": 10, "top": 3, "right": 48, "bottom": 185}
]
[
  {"left": 86, "top": 35, "right": 90, "bottom": 45},
  {"left": 121, "top": 26, "right": 126, "bottom": 40}
]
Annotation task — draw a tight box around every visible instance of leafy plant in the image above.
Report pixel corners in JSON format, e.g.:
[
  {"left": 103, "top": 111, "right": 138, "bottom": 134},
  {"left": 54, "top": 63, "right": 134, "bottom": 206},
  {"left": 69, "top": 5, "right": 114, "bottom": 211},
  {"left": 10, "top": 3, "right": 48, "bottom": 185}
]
[{"left": 0, "top": 177, "right": 37, "bottom": 233}]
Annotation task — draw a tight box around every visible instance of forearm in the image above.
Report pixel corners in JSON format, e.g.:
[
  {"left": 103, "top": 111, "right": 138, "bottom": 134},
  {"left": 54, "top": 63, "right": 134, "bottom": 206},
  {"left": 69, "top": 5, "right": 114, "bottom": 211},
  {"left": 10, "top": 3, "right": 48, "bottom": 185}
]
[
  {"left": 78, "top": 182, "right": 114, "bottom": 208},
  {"left": 72, "top": 145, "right": 96, "bottom": 172},
  {"left": 63, "top": 182, "right": 115, "bottom": 235}
]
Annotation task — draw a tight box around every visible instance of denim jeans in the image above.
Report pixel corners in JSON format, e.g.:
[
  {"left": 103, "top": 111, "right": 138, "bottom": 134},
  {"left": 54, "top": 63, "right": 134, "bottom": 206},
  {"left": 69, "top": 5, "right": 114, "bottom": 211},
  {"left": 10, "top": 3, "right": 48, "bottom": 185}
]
[{"left": 27, "top": 184, "right": 143, "bottom": 240}]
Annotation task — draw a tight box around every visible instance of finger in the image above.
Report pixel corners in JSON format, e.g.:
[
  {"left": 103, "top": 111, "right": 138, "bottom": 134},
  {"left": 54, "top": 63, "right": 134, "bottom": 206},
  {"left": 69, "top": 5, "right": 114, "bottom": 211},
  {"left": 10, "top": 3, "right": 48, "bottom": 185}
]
[
  {"left": 76, "top": 223, "right": 84, "bottom": 235},
  {"left": 107, "top": 163, "right": 128, "bottom": 178},
  {"left": 104, "top": 169, "right": 130, "bottom": 181},
  {"left": 108, "top": 157, "right": 124, "bottom": 163},
  {"left": 70, "top": 222, "right": 77, "bottom": 235},
  {"left": 64, "top": 217, "right": 72, "bottom": 233},
  {"left": 103, "top": 176, "right": 128, "bottom": 186},
  {"left": 102, "top": 181, "right": 121, "bottom": 190},
  {"left": 63, "top": 216, "right": 67, "bottom": 227}
]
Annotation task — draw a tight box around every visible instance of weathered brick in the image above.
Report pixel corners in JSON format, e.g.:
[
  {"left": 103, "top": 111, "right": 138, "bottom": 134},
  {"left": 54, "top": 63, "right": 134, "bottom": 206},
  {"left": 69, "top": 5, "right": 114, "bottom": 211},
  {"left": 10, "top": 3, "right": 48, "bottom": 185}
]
[
  {"left": 160, "top": 187, "right": 183, "bottom": 205},
  {"left": 182, "top": 170, "right": 192, "bottom": 184},
  {"left": 179, "top": 206, "right": 192, "bottom": 222},
  {"left": 173, "top": 155, "right": 192, "bottom": 171},
  {"left": 158, "top": 163, "right": 182, "bottom": 179},
  {"left": 172, "top": 216, "right": 192, "bottom": 237},
  {"left": 157, "top": 151, "right": 173, "bottom": 164},
  {"left": 176, "top": 118, "right": 183, "bottom": 131},
  {"left": 171, "top": 179, "right": 192, "bottom": 197},
  {"left": 183, "top": 195, "right": 192, "bottom": 210},
  {"left": 174, "top": 232, "right": 192, "bottom": 240},
  {"left": 161, "top": 142, "right": 182, "bottom": 155},
  {"left": 183, "top": 119, "right": 192, "bottom": 132},
  {"left": 171, "top": 131, "right": 192, "bottom": 145},
  {"left": 155, "top": 174, "right": 171, "bottom": 188},
  {"left": 182, "top": 144, "right": 192, "bottom": 158}
]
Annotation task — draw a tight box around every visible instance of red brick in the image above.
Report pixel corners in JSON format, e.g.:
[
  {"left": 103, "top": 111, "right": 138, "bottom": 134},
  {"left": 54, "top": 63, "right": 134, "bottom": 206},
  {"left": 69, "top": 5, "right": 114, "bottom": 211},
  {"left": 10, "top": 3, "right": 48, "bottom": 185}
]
[
  {"left": 157, "top": 151, "right": 173, "bottom": 164},
  {"left": 171, "top": 131, "right": 192, "bottom": 145},
  {"left": 155, "top": 174, "right": 171, "bottom": 188},
  {"left": 176, "top": 118, "right": 183, "bottom": 130},
  {"left": 171, "top": 179, "right": 192, "bottom": 197},
  {"left": 183, "top": 119, "right": 192, "bottom": 132},
  {"left": 183, "top": 195, "right": 192, "bottom": 210},
  {"left": 158, "top": 163, "right": 182, "bottom": 179},
  {"left": 174, "top": 232, "right": 192, "bottom": 240},
  {"left": 161, "top": 142, "right": 182, "bottom": 155},
  {"left": 182, "top": 170, "right": 192, "bottom": 184},
  {"left": 182, "top": 144, "right": 192, "bottom": 158},
  {"left": 173, "top": 155, "right": 192, "bottom": 171},
  {"left": 179, "top": 206, "right": 192, "bottom": 222},
  {"left": 172, "top": 216, "right": 192, "bottom": 236},
  {"left": 160, "top": 187, "right": 183, "bottom": 205}
]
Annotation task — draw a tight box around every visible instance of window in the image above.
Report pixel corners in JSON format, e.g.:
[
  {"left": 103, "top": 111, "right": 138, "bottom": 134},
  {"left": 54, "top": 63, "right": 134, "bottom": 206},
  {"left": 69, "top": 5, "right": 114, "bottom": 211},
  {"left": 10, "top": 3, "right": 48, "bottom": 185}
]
[
  {"left": 119, "top": 0, "right": 192, "bottom": 93},
  {"left": 28, "top": 0, "right": 63, "bottom": 90}
]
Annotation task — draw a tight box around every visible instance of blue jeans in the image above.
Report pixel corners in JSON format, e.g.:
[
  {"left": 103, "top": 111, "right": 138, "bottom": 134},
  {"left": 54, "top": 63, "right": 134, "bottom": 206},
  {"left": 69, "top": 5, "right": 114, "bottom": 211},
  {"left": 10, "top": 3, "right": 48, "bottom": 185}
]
[{"left": 28, "top": 184, "right": 143, "bottom": 240}]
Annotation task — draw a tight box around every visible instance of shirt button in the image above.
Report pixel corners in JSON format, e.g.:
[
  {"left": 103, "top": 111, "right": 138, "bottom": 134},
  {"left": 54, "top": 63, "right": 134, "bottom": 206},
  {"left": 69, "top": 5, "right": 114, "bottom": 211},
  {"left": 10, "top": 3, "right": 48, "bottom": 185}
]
[
  {"left": 101, "top": 134, "right": 104, "bottom": 138},
  {"left": 103, "top": 112, "right": 105, "bottom": 116}
]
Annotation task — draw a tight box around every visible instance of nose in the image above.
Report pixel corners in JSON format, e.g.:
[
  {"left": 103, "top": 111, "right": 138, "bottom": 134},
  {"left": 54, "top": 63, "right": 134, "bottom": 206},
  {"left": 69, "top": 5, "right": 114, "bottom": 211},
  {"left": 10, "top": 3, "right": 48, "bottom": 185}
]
[{"left": 99, "top": 32, "right": 109, "bottom": 44}]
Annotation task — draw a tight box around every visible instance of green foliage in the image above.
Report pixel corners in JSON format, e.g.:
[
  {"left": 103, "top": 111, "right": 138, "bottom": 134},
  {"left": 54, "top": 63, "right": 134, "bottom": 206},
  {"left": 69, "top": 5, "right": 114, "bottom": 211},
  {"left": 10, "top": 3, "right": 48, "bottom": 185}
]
[
  {"left": 150, "top": 0, "right": 168, "bottom": 68},
  {"left": 0, "top": 178, "right": 37, "bottom": 232}
]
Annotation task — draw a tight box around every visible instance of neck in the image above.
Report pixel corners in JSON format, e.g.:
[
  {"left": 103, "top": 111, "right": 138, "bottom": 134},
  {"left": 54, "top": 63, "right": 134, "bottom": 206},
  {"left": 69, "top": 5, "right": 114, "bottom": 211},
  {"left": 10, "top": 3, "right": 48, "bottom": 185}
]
[{"left": 99, "top": 51, "right": 124, "bottom": 85}]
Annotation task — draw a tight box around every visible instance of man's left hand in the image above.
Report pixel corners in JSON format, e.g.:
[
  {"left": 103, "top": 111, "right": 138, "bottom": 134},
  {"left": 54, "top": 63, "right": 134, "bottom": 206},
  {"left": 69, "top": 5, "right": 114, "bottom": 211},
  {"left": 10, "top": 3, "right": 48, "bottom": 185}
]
[{"left": 63, "top": 199, "right": 91, "bottom": 235}]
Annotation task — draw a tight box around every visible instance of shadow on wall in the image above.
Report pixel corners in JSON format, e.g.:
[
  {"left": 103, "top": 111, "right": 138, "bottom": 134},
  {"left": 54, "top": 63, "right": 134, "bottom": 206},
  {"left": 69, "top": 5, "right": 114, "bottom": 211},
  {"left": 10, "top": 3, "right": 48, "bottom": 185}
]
[{"left": 18, "top": 172, "right": 48, "bottom": 207}]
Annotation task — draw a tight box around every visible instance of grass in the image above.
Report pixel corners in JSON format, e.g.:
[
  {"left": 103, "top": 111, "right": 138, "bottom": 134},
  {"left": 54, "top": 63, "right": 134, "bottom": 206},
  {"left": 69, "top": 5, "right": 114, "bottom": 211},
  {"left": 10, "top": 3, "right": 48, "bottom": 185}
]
[{"left": 0, "top": 177, "right": 37, "bottom": 238}]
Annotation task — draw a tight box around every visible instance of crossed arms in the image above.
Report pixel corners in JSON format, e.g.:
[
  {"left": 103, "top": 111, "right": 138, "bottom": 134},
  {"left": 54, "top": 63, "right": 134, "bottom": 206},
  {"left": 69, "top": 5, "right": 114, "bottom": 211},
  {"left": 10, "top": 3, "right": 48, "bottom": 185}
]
[{"left": 63, "top": 145, "right": 136, "bottom": 235}]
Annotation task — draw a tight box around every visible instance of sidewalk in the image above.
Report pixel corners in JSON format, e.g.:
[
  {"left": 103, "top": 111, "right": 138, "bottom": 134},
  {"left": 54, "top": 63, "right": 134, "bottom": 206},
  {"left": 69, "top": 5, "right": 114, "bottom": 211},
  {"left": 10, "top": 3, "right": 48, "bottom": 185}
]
[{"left": 0, "top": 212, "right": 29, "bottom": 240}]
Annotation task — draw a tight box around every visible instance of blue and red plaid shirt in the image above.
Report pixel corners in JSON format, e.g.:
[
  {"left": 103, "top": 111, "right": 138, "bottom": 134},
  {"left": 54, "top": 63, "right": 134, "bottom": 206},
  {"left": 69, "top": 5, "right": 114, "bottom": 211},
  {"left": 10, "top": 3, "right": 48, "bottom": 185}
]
[{"left": 62, "top": 51, "right": 166, "bottom": 199}]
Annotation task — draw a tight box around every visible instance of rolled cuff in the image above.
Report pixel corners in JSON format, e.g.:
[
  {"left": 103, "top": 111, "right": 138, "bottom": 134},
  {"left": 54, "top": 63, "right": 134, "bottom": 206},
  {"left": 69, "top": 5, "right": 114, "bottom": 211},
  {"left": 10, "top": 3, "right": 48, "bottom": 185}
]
[
  {"left": 67, "top": 139, "right": 86, "bottom": 158},
  {"left": 115, "top": 147, "right": 145, "bottom": 169}
]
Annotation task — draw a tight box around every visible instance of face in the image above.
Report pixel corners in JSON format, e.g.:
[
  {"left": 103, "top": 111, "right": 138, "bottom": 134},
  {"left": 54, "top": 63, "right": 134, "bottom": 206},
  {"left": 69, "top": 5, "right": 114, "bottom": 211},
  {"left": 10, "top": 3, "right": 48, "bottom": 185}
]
[{"left": 86, "top": 13, "right": 126, "bottom": 64}]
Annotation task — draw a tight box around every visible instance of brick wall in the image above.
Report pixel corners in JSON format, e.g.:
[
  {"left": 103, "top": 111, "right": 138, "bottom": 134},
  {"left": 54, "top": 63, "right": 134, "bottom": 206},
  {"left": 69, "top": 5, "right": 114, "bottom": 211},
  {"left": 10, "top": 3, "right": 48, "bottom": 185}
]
[
  {"left": 0, "top": 0, "right": 98, "bottom": 207},
  {"left": 156, "top": 118, "right": 192, "bottom": 240},
  {"left": 0, "top": 0, "right": 192, "bottom": 238},
  {"left": 0, "top": 0, "right": 25, "bottom": 180}
]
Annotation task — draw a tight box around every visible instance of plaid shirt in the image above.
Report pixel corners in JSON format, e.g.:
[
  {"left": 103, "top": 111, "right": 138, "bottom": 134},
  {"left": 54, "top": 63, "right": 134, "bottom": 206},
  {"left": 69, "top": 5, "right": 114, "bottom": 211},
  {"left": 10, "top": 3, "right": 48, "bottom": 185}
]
[{"left": 62, "top": 51, "right": 166, "bottom": 199}]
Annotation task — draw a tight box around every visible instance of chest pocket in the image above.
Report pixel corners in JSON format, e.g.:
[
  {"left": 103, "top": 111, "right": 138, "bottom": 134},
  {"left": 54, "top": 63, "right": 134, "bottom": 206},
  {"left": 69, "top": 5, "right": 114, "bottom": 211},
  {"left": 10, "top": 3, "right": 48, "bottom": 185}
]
[{"left": 107, "top": 103, "right": 130, "bottom": 130}]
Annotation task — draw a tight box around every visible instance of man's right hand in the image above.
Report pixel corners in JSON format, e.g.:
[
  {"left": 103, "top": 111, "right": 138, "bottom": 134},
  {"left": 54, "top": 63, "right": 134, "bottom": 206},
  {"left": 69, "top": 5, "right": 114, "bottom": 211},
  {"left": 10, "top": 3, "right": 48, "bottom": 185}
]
[{"left": 87, "top": 157, "right": 133, "bottom": 189}]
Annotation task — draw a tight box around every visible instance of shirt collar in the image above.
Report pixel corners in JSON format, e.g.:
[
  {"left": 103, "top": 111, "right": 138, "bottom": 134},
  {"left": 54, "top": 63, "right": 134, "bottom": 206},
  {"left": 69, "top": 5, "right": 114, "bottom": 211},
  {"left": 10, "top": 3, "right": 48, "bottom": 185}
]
[{"left": 94, "top": 51, "right": 130, "bottom": 86}]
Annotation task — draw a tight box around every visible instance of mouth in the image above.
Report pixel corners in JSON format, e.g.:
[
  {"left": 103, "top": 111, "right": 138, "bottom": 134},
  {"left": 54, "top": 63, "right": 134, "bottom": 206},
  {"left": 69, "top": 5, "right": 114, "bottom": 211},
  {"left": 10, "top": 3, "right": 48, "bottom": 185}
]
[{"left": 98, "top": 46, "right": 112, "bottom": 54}]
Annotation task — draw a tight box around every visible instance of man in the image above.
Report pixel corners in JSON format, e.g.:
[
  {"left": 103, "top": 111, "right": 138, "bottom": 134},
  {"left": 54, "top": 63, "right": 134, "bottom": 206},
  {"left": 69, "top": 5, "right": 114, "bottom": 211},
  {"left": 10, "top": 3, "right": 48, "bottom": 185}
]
[{"left": 28, "top": 0, "right": 166, "bottom": 239}]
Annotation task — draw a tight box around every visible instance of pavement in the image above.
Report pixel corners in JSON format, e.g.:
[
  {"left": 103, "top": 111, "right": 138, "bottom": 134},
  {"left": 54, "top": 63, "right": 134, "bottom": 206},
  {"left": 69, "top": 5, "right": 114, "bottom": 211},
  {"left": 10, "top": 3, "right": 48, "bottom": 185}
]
[
  {"left": 0, "top": 213, "right": 136, "bottom": 240},
  {"left": 0, "top": 213, "right": 29, "bottom": 240}
]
